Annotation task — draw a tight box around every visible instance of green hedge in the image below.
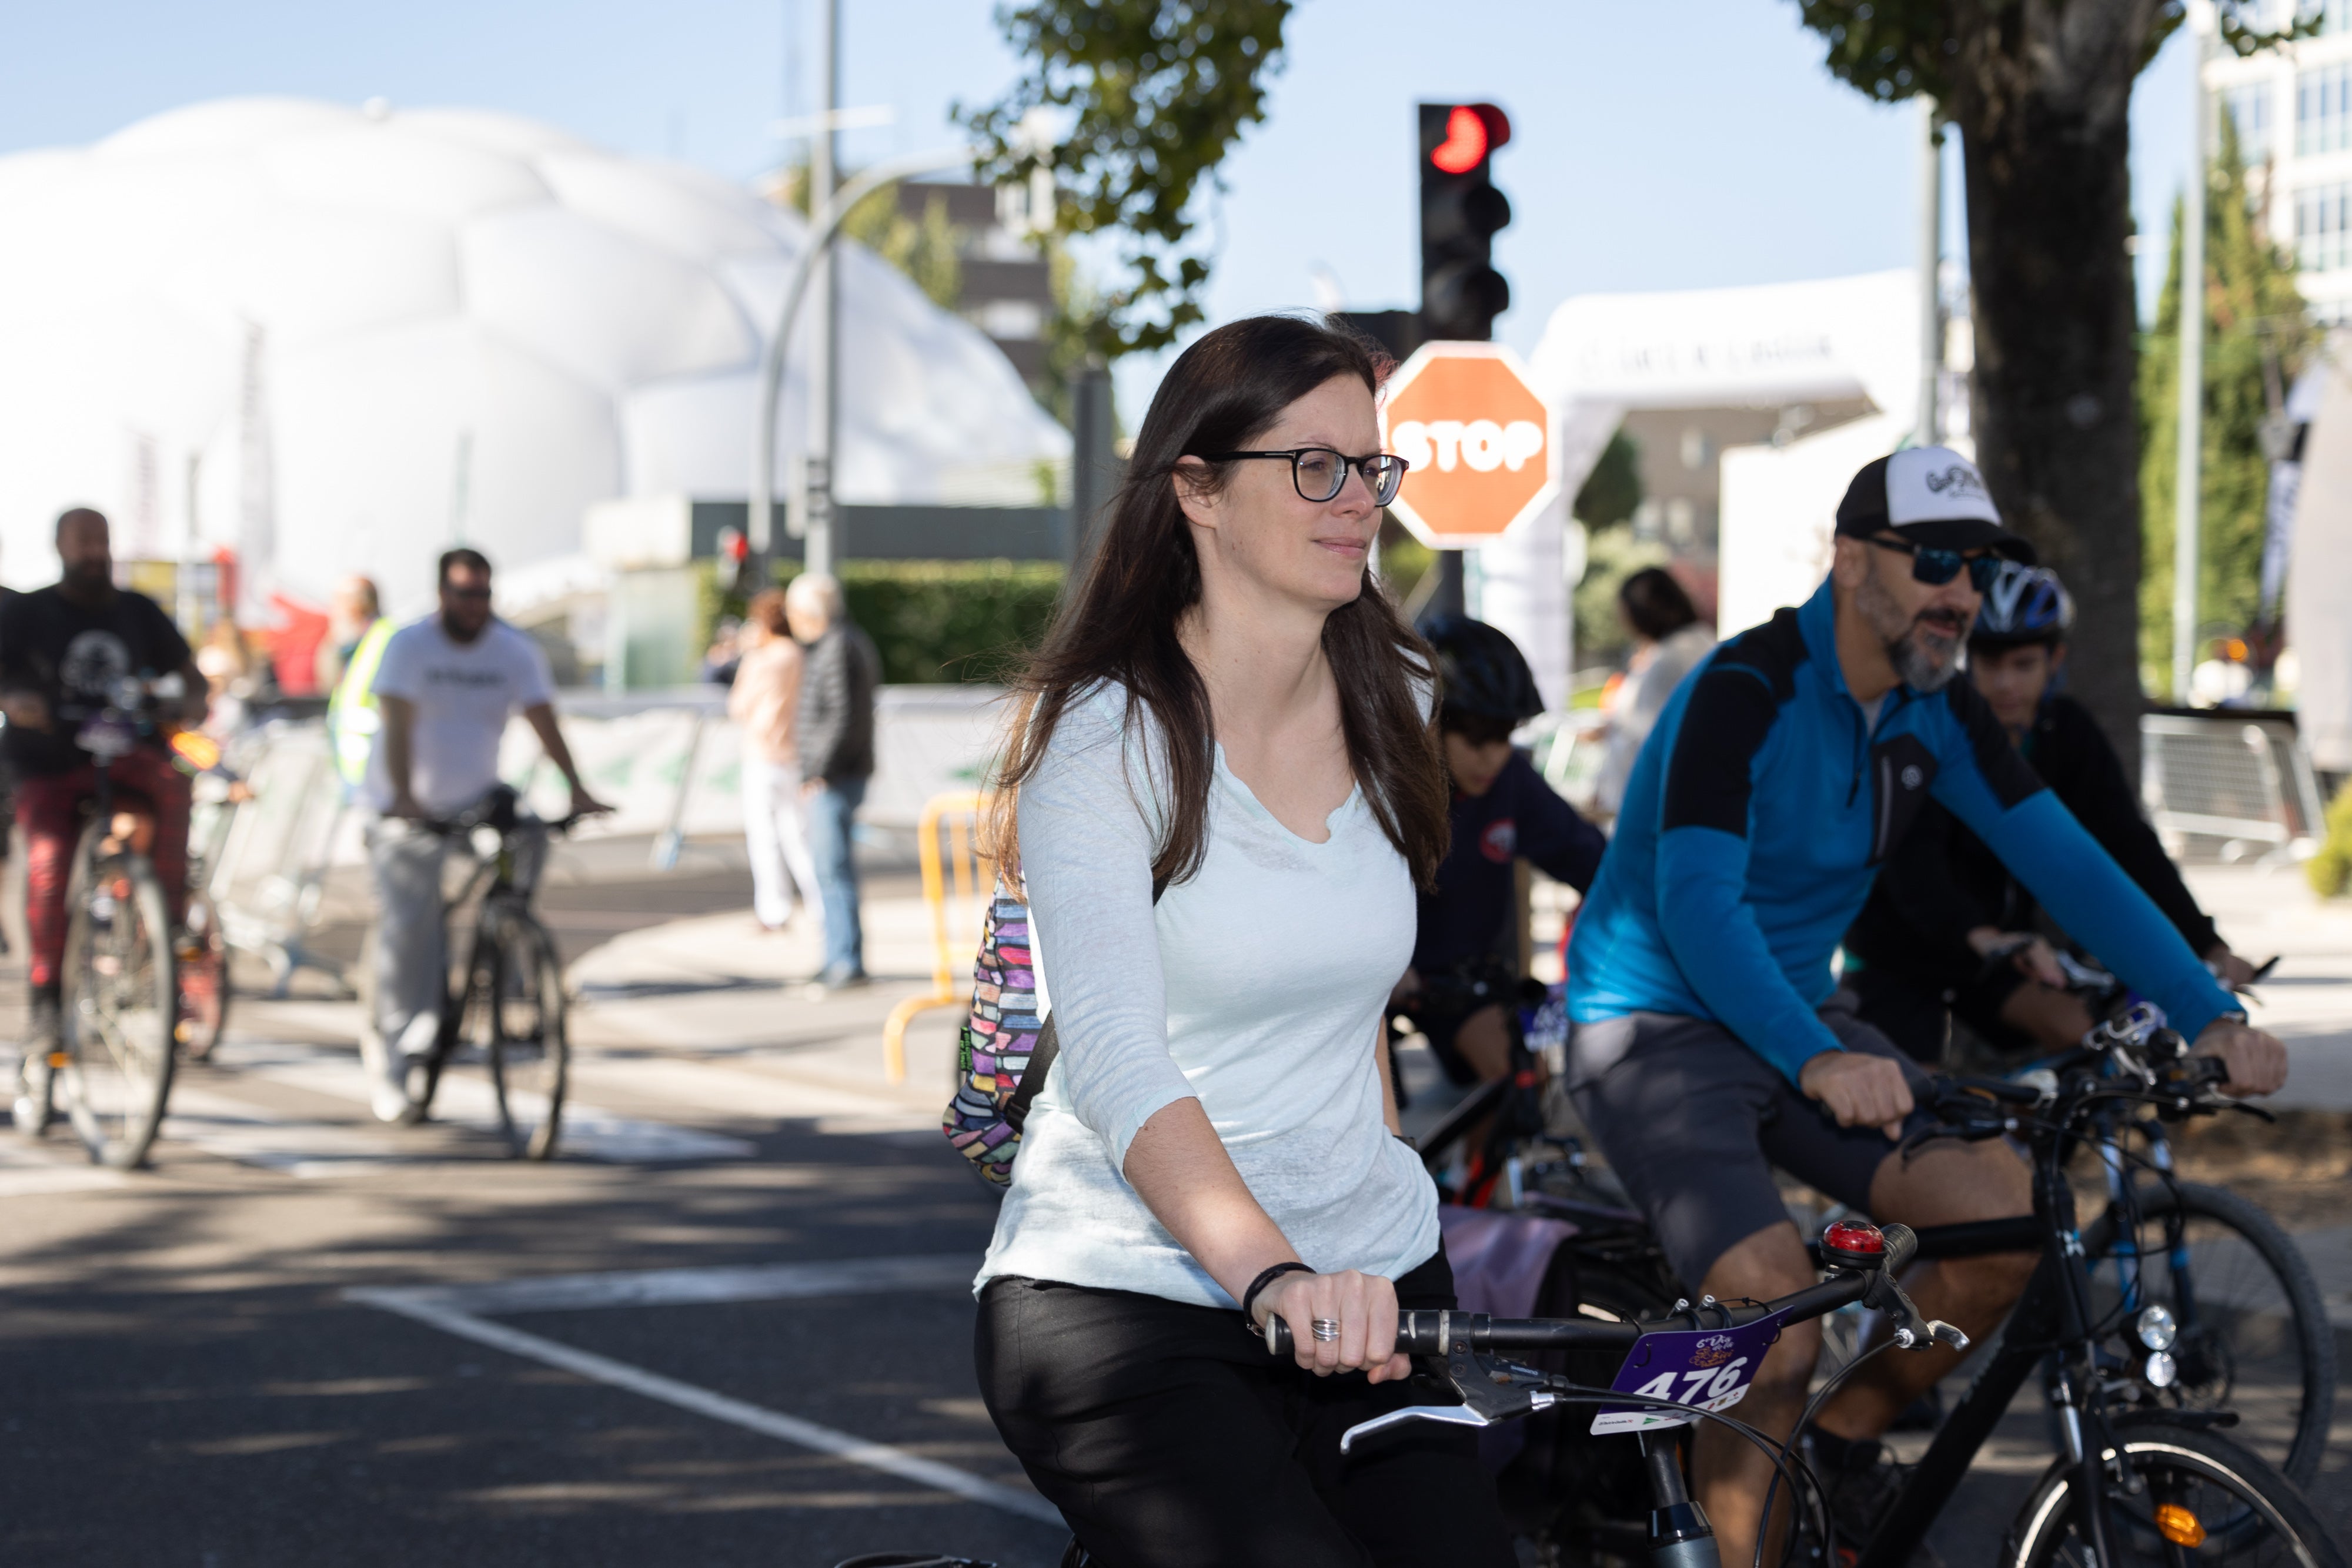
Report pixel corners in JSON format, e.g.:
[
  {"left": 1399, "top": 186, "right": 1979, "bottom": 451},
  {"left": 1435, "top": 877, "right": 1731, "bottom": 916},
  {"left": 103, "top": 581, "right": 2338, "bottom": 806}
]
[
  {"left": 2310, "top": 777, "right": 2352, "bottom": 901},
  {"left": 712, "top": 560, "right": 1068, "bottom": 686}
]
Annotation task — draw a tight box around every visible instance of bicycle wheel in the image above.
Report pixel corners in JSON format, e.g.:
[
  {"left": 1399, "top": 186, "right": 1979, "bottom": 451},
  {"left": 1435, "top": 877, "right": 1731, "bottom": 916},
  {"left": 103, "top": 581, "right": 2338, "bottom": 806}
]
[
  {"left": 2081, "top": 1182, "right": 2334, "bottom": 1486},
  {"left": 460, "top": 905, "right": 567, "bottom": 1160},
  {"left": 60, "top": 836, "right": 177, "bottom": 1169},
  {"left": 2004, "top": 1419, "right": 2344, "bottom": 1568},
  {"left": 173, "top": 890, "right": 231, "bottom": 1063}
]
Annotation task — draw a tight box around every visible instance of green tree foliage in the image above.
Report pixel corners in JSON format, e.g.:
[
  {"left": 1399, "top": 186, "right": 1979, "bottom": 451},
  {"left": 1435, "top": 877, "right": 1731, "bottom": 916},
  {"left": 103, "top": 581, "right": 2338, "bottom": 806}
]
[
  {"left": 957, "top": 1, "right": 1293, "bottom": 359},
  {"left": 2137, "top": 114, "right": 2313, "bottom": 696},
  {"left": 1573, "top": 430, "right": 1643, "bottom": 533},
  {"left": 1790, "top": 1, "right": 2304, "bottom": 108},
  {"left": 774, "top": 166, "right": 968, "bottom": 312}
]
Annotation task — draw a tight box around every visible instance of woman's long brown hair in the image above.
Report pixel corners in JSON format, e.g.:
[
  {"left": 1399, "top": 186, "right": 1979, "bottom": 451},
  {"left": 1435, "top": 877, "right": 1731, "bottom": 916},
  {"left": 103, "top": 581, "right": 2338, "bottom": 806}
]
[{"left": 989, "top": 314, "right": 1450, "bottom": 891}]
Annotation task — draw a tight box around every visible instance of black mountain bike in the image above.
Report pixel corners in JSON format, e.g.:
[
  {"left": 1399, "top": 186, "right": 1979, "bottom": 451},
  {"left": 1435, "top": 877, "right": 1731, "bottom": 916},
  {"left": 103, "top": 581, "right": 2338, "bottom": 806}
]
[
  {"left": 365, "top": 785, "right": 580, "bottom": 1159},
  {"left": 1946, "top": 952, "right": 2335, "bottom": 1487},
  {"left": 1310, "top": 1044, "right": 2344, "bottom": 1568},
  {"left": 11, "top": 680, "right": 189, "bottom": 1168}
]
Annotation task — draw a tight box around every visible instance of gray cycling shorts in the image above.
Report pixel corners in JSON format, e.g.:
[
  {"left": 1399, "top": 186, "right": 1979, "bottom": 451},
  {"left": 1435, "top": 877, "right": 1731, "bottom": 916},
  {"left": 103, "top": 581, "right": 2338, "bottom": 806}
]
[{"left": 1565, "top": 994, "right": 1933, "bottom": 1290}]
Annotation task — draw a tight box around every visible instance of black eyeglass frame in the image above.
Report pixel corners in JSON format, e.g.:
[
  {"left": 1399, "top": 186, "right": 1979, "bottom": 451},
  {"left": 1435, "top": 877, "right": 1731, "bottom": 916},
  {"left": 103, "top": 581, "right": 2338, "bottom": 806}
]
[
  {"left": 1198, "top": 448, "right": 1409, "bottom": 506},
  {"left": 1862, "top": 533, "right": 2002, "bottom": 593}
]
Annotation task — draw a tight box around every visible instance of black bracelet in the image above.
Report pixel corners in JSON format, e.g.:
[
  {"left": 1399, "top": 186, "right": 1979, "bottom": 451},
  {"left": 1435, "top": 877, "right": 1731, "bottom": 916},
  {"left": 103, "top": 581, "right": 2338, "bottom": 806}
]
[{"left": 1240, "top": 1260, "right": 1313, "bottom": 1323}]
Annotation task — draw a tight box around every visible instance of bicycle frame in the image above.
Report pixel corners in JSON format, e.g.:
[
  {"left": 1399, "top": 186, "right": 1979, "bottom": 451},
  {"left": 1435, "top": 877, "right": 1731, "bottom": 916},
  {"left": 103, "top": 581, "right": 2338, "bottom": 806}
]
[{"left": 1856, "top": 1076, "right": 2171, "bottom": 1568}]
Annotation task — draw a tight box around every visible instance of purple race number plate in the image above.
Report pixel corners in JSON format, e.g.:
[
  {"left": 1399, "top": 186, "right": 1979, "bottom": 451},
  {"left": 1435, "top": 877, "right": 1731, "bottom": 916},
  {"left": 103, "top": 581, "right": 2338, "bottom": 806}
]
[{"left": 1589, "top": 1309, "right": 1788, "bottom": 1435}]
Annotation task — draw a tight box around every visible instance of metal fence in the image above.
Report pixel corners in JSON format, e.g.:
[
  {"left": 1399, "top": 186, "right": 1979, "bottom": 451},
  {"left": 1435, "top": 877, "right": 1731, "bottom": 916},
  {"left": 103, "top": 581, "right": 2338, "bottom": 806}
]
[{"left": 2140, "top": 712, "right": 2328, "bottom": 866}]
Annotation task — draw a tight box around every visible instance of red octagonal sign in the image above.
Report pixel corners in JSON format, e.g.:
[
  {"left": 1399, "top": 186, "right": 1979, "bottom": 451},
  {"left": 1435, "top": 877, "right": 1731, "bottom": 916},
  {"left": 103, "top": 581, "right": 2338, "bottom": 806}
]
[{"left": 1379, "top": 342, "right": 1557, "bottom": 550}]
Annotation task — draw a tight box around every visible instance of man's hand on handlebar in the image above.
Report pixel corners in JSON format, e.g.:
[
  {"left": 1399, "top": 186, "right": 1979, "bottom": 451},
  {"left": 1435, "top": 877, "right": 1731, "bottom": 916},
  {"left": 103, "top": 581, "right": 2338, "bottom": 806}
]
[
  {"left": 1253, "top": 1269, "right": 1412, "bottom": 1385},
  {"left": 1, "top": 691, "right": 51, "bottom": 733},
  {"left": 566, "top": 785, "right": 614, "bottom": 821},
  {"left": 386, "top": 790, "right": 429, "bottom": 823},
  {"left": 1800, "top": 1049, "right": 1914, "bottom": 1140},
  {"left": 2190, "top": 1015, "right": 2288, "bottom": 1097}
]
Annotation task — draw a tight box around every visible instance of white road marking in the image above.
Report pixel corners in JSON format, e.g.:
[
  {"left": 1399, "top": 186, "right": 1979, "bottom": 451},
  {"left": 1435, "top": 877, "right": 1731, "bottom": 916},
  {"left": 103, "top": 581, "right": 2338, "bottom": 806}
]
[
  {"left": 0, "top": 1155, "right": 128, "bottom": 1196},
  {"left": 355, "top": 1253, "right": 978, "bottom": 1315},
  {"left": 346, "top": 1286, "right": 1060, "bottom": 1528}
]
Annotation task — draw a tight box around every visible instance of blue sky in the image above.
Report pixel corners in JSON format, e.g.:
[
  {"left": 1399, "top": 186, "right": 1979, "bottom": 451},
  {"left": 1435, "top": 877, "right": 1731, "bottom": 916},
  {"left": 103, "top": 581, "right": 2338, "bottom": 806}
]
[{"left": 2, "top": 1, "right": 2198, "bottom": 417}]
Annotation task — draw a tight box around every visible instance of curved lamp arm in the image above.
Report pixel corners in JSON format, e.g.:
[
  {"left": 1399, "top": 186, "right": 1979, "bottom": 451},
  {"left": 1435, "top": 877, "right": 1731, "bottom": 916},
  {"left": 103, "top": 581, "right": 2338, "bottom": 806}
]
[{"left": 748, "top": 145, "right": 975, "bottom": 570}]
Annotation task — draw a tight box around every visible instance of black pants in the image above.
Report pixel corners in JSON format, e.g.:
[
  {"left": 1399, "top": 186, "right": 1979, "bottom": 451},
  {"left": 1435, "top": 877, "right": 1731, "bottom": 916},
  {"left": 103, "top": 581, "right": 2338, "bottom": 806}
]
[{"left": 975, "top": 1250, "right": 1514, "bottom": 1568}]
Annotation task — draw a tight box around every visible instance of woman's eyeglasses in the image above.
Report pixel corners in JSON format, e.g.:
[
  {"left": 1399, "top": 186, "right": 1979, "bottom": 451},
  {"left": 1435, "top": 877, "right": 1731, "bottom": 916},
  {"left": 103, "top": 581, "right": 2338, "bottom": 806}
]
[
  {"left": 1200, "top": 448, "right": 1409, "bottom": 507},
  {"left": 1862, "top": 534, "right": 2002, "bottom": 593}
]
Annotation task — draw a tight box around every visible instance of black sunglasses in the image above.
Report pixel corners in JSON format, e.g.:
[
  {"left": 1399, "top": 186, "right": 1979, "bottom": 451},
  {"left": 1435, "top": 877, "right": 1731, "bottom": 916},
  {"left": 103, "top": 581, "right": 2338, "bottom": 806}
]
[
  {"left": 1200, "top": 447, "right": 1408, "bottom": 506},
  {"left": 1862, "top": 534, "right": 2002, "bottom": 593}
]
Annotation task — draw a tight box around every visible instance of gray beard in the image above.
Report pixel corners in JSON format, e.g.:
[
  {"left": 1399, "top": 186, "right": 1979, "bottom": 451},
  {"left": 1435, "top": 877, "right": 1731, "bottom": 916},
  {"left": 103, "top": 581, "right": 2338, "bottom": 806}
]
[{"left": 1856, "top": 568, "right": 1965, "bottom": 693}]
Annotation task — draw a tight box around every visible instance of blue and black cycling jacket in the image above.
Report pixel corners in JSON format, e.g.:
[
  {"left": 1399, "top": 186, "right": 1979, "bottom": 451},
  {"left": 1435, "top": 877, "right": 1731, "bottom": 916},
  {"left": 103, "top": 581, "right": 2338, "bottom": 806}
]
[{"left": 1566, "top": 576, "right": 2237, "bottom": 1082}]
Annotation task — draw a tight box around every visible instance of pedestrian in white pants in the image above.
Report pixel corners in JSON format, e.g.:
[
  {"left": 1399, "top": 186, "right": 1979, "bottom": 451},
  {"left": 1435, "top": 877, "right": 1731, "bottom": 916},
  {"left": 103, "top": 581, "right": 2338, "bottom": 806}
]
[{"left": 728, "top": 590, "right": 819, "bottom": 930}]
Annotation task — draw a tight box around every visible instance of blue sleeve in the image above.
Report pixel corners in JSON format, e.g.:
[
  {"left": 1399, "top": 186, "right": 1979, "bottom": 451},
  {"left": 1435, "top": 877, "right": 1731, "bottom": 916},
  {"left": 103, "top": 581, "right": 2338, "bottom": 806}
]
[
  {"left": 1652, "top": 665, "right": 1845, "bottom": 1082},
  {"left": 1929, "top": 689, "right": 2236, "bottom": 1041},
  {"left": 1511, "top": 755, "right": 1606, "bottom": 893},
  {"left": 1658, "top": 827, "right": 1846, "bottom": 1079}
]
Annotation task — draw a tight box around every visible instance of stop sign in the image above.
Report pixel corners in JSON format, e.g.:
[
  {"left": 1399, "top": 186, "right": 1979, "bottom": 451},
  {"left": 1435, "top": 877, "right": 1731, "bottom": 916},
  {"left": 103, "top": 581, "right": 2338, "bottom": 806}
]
[{"left": 1378, "top": 342, "right": 1557, "bottom": 549}]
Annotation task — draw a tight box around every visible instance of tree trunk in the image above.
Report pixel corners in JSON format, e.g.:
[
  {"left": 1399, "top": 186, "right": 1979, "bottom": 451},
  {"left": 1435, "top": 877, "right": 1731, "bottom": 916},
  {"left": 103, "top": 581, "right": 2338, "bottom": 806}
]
[{"left": 1947, "top": 0, "right": 2159, "bottom": 779}]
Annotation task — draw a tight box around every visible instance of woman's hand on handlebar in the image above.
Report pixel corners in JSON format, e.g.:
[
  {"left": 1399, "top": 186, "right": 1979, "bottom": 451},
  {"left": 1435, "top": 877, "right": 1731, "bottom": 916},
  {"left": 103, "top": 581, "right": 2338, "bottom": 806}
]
[{"left": 1254, "top": 1269, "right": 1411, "bottom": 1384}]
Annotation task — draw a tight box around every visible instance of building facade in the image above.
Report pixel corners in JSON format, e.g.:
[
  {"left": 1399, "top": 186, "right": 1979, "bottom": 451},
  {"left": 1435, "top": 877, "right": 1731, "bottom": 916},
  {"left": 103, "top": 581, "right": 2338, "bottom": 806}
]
[{"left": 2211, "top": 0, "right": 2352, "bottom": 323}]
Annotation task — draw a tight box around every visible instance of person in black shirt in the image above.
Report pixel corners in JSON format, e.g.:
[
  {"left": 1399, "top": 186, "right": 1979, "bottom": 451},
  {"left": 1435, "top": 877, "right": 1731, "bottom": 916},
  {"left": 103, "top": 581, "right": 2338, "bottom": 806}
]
[
  {"left": 1843, "top": 563, "right": 2257, "bottom": 1061},
  {"left": 1394, "top": 616, "right": 1605, "bottom": 1084},
  {"left": 2, "top": 508, "right": 208, "bottom": 1081}
]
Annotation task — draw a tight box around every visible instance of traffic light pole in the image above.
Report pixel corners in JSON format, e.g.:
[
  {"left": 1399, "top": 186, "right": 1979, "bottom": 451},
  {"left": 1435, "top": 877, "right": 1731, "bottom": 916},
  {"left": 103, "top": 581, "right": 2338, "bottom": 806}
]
[{"left": 1428, "top": 552, "right": 1466, "bottom": 619}]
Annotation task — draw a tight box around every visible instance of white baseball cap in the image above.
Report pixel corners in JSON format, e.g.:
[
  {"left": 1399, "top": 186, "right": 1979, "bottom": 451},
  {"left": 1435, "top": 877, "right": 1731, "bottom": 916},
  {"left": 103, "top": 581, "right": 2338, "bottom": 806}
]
[{"left": 1835, "top": 446, "right": 2035, "bottom": 562}]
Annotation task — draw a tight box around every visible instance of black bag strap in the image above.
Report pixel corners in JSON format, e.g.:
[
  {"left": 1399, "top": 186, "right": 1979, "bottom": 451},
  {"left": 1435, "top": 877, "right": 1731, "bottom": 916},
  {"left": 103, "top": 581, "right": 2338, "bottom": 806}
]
[{"left": 1002, "top": 875, "right": 1166, "bottom": 1136}]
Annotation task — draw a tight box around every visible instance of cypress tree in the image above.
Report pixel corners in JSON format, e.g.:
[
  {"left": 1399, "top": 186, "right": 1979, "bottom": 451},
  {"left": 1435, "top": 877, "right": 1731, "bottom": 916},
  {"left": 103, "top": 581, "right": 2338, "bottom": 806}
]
[{"left": 2139, "top": 111, "right": 2314, "bottom": 697}]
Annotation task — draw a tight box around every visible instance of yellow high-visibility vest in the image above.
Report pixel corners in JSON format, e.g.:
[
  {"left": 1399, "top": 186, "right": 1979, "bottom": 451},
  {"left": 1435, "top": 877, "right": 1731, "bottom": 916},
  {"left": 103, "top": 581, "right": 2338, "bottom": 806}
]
[{"left": 327, "top": 617, "right": 396, "bottom": 787}]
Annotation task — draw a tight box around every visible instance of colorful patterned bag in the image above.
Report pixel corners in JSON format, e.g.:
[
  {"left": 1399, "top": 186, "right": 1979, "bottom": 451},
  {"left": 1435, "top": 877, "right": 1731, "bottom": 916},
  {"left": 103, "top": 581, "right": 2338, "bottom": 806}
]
[
  {"left": 942, "top": 882, "right": 1047, "bottom": 1188},
  {"left": 943, "top": 876, "right": 1161, "bottom": 1189}
]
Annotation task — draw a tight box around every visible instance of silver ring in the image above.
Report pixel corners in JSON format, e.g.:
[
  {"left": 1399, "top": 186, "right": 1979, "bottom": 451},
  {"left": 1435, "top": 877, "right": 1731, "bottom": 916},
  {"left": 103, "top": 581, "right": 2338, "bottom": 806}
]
[{"left": 1311, "top": 1317, "right": 1342, "bottom": 1342}]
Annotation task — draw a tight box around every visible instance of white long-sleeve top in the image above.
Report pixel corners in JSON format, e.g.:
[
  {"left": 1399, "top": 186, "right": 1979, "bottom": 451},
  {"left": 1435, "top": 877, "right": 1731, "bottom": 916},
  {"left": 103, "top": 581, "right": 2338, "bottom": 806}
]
[{"left": 974, "top": 680, "right": 1441, "bottom": 1308}]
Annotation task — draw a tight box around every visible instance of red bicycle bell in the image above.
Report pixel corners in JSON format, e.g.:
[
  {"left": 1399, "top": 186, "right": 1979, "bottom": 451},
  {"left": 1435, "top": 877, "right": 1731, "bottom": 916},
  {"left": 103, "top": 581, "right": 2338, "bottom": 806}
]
[{"left": 1822, "top": 1219, "right": 1889, "bottom": 1268}]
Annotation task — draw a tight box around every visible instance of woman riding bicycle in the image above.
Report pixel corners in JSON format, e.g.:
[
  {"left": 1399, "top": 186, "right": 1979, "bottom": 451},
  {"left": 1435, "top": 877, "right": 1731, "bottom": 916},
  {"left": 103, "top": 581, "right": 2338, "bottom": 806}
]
[{"left": 972, "top": 316, "right": 1514, "bottom": 1567}]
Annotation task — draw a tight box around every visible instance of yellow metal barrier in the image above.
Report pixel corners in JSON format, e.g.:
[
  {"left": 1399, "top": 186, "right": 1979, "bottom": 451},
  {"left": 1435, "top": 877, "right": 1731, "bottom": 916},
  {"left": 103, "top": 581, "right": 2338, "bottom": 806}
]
[{"left": 883, "top": 790, "right": 995, "bottom": 1084}]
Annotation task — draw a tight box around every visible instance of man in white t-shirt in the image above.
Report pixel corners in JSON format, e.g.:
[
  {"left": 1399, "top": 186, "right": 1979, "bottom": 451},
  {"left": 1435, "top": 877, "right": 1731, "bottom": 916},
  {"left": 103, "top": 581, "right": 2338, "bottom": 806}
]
[{"left": 360, "top": 548, "right": 607, "bottom": 1122}]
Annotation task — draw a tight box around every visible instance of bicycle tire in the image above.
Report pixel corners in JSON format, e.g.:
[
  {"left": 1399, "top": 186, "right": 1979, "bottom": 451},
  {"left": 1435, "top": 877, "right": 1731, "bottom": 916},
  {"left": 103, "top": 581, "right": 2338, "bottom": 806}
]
[
  {"left": 2003, "top": 1418, "right": 2345, "bottom": 1568},
  {"left": 2080, "top": 1181, "right": 2334, "bottom": 1486},
  {"left": 60, "top": 835, "right": 176, "bottom": 1169},
  {"left": 467, "top": 907, "right": 567, "bottom": 1160},
  {"left": 174, "top": 890, "right": 232, "bottom": 1063}
]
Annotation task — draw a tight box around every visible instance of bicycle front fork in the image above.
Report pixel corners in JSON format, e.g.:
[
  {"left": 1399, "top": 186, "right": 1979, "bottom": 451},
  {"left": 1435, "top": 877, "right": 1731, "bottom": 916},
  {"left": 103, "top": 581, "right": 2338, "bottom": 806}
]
[{"left": 1641, "top": 1429, "right": 1720, "bottom": 1568}]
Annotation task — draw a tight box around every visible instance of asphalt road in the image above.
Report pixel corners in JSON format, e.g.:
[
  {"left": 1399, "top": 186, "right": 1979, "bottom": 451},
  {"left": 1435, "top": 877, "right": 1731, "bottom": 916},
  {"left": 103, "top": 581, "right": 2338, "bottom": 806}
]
[{"left": 1, "top": 840, "right": 2344, "bottom": 1567}]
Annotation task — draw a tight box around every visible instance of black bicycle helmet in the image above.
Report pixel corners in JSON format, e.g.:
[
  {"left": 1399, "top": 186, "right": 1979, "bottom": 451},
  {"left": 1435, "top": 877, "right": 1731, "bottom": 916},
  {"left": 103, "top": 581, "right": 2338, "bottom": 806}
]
[
  {"left": 1970, "top": 562, "right": 2074, "bottom": 650},
  {"left": 1418, "top": 614, "right": 1545, "bottom": 725}
]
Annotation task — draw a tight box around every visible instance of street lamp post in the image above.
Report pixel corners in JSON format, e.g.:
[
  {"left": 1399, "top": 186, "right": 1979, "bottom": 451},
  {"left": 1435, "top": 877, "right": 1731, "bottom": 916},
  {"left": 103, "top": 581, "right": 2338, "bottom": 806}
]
[
  {"left": 746, "top": 145, "right": 971, "bottom": 582},
  {"left": 2174, "top": 2, "right": 2216, "bottom": 702}
]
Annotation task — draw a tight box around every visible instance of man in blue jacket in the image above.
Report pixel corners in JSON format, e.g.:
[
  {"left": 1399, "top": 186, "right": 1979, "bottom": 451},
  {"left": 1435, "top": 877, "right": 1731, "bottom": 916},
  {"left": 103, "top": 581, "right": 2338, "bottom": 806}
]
[{"left": 1564, "top": 446, "right": 2287, "bottom": 1551}]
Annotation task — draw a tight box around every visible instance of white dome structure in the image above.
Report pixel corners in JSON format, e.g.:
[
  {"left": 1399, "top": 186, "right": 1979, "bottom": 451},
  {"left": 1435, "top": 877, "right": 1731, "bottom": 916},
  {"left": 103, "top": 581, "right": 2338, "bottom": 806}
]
[{"left": 0, "top": 96, "right": 1069, "bottom": 617}]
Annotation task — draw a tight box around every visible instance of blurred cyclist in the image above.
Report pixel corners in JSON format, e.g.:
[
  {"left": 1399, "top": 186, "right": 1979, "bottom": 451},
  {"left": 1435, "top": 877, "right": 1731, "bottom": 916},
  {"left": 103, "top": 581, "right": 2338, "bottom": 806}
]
[
  {"left": 360, "top": 549, "right": 607, "bottom": 1122},
  {"left": 1391, "top": 616, "right": 1603, "bottom": 1085},
  {"left": 1842, "top": 562, "right": 2260, "bottom": 1061},
  {"left": 5, "top": 508, "right": 208, "bottom": 1109}
]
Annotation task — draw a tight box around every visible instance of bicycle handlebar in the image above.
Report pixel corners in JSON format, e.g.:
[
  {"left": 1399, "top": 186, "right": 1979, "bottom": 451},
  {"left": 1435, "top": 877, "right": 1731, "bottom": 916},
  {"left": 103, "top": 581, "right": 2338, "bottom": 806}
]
[{"left": 1259, "top": 1225, "right": 1921, "bottom": 1360}]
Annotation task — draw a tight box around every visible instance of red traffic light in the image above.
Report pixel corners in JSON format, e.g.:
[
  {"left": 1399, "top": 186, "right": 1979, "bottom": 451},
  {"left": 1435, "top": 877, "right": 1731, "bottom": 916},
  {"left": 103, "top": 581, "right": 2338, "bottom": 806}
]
[{"left": 1429, "top": 104, "right": 1512, "bottom": 173}]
